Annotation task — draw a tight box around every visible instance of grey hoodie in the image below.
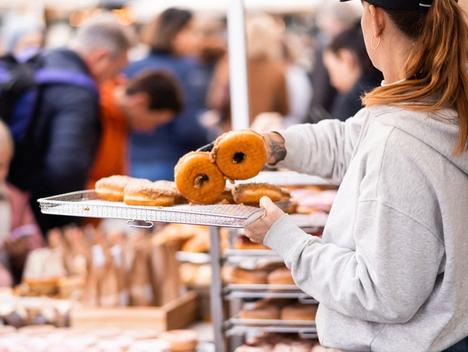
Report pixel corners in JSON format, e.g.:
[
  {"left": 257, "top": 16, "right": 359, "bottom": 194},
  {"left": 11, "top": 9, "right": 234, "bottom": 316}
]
[{"left": 265, "top": 106, "right": 468, "bottom": 351}]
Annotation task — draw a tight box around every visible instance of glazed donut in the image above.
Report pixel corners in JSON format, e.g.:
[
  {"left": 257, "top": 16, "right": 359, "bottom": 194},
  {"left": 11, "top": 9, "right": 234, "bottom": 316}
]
[
  {"left": 232, "top": 183, "right": 290, "bottom": 205},
  {"left": 174, "top": 152, "right": 226, "bottom": 204},
  {"left": 210, "top": 130, "right": 267, "bottom": 180},
  {"left": 95, "top": 175, "right": 133, "bottom": 202},
  {"left": 124, "top": 180, "right": 182, "bottom": 207}
]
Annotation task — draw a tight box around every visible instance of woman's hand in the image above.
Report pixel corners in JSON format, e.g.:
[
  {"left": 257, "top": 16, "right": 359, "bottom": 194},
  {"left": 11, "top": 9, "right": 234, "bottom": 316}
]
[
  {"left": 244, "top": 196, "right": 285, "bottom": 244},
  {"left": 262, "top": 131, "right": 287, "bottom": 166}
]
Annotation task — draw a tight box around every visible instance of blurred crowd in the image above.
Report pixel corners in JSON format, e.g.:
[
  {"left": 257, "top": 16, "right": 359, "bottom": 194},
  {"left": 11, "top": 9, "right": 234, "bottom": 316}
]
[{"left": 0, "top": 2, "right": 382, "bottom": 285}]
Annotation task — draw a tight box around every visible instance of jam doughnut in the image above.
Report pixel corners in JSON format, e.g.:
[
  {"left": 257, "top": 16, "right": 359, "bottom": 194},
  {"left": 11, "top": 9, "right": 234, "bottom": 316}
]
[
  {"left": 123, "top": 179, "right": 182, "bottom": 207},
  {"left": 95, "top": 175, "right": 133, "bottom": 202},
  {"left": 210, "top": 130, "right": 267, "bottom": 180},
  {"left": 174, "top": 152, "right": 226, "bottom": 204}
]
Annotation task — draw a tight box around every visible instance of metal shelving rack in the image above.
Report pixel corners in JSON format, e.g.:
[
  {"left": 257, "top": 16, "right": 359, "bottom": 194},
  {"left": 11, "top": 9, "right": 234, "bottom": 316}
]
[{"left": 208, "top": 231, "right": 320, "bottom": 351}]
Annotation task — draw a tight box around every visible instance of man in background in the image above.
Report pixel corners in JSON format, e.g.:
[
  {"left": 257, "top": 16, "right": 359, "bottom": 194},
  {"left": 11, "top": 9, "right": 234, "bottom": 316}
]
[{"left": 8, "top": 16, "right": 133, "bottom": 234}]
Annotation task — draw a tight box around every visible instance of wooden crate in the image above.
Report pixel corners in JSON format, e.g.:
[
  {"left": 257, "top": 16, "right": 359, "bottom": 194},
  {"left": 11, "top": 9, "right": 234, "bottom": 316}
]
[{"left": 71, "top": 291, "right": 199, "bottom": 332}]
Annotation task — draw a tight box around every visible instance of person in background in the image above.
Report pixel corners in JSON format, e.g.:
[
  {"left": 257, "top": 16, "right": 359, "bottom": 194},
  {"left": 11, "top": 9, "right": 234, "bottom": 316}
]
[
  {"left": 323, "top": 22, "right": 382, "bottom": 120},
  {"left": 0, "top": 14, "right": 45, "bottom": 58},
  {"left": 306, "top": 1, "right": 361, "bottom": 122},
  {"left": 125, "top": 8, "right": 210, "bottom": 181},
  {"left": 0, "top": 121, "right": 43, "bottom": 286},
  {"left": 87, "top": 70, "right": 183, "bottom": 189},
  {"left": 7, "top": 15, "right": 133, "bottom": 234},
  {"left": 282, "top": 31, "right": 314, "bottom": 126},
  {"left": 208, "top": 14, "right": 289, "bottom": 128}
]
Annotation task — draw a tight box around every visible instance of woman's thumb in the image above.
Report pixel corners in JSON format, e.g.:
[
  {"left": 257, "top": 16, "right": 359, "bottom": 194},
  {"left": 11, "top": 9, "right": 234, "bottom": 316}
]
[{"left": 259, "top": 196, "right": 275, "bottom": 210}]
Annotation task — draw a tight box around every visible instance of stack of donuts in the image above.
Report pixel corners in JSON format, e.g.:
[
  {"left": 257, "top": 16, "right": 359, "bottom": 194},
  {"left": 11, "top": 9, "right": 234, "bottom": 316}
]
[{"left": 175, "top": 129, "right": 288, "bottom": 205}]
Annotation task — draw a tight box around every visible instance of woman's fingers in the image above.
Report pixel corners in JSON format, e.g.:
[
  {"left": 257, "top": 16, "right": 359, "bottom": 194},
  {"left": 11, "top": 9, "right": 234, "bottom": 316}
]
[{"left": 244, "top": 196, "right": 285, "bottom": 243}]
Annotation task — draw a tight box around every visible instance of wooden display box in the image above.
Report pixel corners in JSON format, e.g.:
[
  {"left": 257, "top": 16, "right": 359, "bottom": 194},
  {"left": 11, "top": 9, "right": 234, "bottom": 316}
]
[{"left": 71, "top": 291, "right": 199, "bottom": 332}]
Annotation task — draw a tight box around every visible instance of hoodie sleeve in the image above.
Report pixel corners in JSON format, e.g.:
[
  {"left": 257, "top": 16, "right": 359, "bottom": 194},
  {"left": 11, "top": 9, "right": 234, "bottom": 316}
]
[
  {"left": 277, "top": 108, "right": 369, "bottom": 184},
  {"left": 264, "top": 129, "right": 445, "bottom": 323},
  {"left": 265, "top": 200, "right": 444, "bottom": 324}
]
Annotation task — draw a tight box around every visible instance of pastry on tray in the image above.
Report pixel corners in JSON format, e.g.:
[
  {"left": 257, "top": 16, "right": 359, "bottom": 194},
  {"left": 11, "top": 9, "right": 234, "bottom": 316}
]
[
  {"left": 267, "top": 267, "right": 295, "bottom": 285},
  {"left": 124, "top": 180, "right": 183, "bottom": 207},
  {"left": 95, "top": 175, "right": 134, "bottom": 201},
  {"left": 234, "top": 235, "right": 269, "bottom": 250},
  {"left": 232, "top": 183, "right": 290, "bottom": 206},
  {"left": 240, "top": 304, "right": 281, "bottom": 320},
  {"left": 280, "top": 304, "right": 318, "bottom": 321},
  {"left": 159, "top": 329, "right": 198, "bottom": 352}
]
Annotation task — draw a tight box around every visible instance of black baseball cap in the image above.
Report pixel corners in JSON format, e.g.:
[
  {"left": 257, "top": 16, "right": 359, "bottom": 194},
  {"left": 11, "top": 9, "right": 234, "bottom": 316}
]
[{"left": 340, "top": 0, "right": 433, "bottom": 11}]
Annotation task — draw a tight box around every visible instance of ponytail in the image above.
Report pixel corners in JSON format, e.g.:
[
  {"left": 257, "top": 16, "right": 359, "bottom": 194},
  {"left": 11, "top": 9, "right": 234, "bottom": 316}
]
[{"left": 363, "top": 0, "right": 468, "bottom": 154}]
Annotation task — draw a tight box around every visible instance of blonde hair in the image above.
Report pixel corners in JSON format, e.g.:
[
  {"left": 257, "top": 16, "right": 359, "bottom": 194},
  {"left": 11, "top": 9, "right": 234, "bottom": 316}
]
[
  {"left": 246, "top": 14, "right": 284, "bottom": 61},
  {"left": 0, "top": 120, "right": 13, "bottom": 158},
  {"left": 363, "top": 0, "right": 468, "bottom": 154}
]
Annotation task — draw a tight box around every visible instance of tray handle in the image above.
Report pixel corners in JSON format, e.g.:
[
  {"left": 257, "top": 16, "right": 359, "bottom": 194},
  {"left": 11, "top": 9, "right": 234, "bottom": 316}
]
[{"left": 126, "top": 220, "right": 154, "bottom": 229}]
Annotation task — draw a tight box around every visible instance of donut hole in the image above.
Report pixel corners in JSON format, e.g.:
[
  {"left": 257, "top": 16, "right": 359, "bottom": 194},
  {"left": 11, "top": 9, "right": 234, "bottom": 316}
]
[
  {"left": 194, "top": 174, "right": 209, "bottom": 189},
  {"left": 232, "top": 152, "right": 246, "bottom": 164}
]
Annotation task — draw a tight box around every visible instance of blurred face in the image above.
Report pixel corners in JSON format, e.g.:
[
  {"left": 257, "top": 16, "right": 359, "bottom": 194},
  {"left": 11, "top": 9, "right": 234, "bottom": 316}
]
[
  {"left": 88, "top": 49, "right": 129, "bottom": 83},
  {"left": 323, "top": 49, "right": 360, "bottom": 93},
  {"left": 15, "top": 31, "right": 43, "bottom": 55},
  {"left": 123, "top": 92, "right": 175, "bottom": 132},
  {"left": 0, "top": 145, "right": 11, "bottom": 185},
  {"left": 173, "top": 20, "right": 202, "bottom": 57}
]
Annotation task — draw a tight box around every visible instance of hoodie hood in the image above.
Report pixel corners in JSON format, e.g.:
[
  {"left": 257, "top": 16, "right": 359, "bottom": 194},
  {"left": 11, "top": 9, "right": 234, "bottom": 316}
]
[{"left": 372, "top": 105, "right": 468, "bottom": 176}]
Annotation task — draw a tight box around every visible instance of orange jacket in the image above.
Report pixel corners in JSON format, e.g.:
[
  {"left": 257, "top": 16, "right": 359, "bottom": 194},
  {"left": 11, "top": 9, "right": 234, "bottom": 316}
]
[{"left": 87, "top": 79, "right": 128, "bottom": 189}]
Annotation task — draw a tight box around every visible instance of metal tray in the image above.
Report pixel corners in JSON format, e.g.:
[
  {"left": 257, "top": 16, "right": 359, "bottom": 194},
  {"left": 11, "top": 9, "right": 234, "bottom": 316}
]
[
  {"left": 38, "top": 191, "right": 264, "bottom": 228},
  {"left": 176, "top": 251, "right": 211, "bottom": 264},
  {"left": 226, "top": 325, "right": 317, "bottom": 339},
  {"left": 225, "top": 284, "right": 299, "bottom": 292},
  {"left": 229, "top": 316, "right": 316, "bottom": 328}
]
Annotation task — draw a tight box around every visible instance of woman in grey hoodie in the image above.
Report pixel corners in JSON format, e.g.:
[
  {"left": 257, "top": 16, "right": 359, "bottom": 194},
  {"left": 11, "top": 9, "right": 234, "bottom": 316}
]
[{"left": 245, "top": 0, "right": 468, "bottom": 351}]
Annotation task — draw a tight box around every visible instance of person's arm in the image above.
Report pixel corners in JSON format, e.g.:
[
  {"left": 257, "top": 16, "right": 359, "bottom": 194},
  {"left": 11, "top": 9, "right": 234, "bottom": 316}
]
[
  {"left": 34, "top": 85, "right": 100, "bottom": 196},
  {"left": 263, "top": 137, "right": 444, "bottom": 324},
  {"left": 265, "top": 204, "right": 442, "bottom": 323},
  {"left": 6, "top": 190, "right": 44, "bottom": 270},
  {"left": 265, "top": 108, "right": 369, "bottom": 184}
]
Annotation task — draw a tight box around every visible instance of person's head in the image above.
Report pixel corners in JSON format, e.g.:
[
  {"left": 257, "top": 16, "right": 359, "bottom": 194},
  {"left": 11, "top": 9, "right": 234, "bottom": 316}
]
[
  {"left": 246, "top": 14, "right": 285, "bottom": 61},
  {"left": 70, "top": 15, "right": 134, "bottom": 83},
  {"left": 318, "top": 1, "right": 362, "bottom": 40},
  {"left": 1, "top": 15, "right": 44, "bottom": 56},
  {"left": 323, "top": 22, "right": 374, "bottom": 93},
  {"left": 0, "top": 121, "right": 13, "bottom": 185},
  {"left": 146, "top": 8, "right": 199, "bottom": 57},
  {"left": 121, "top": 70, "right": 183, "bottom": 132},
  {"left": 342, "top": 0, "right": 468, "bottom": 154},
  {"left": 194, "top": 16, "right": 226, "bottom": 64}
]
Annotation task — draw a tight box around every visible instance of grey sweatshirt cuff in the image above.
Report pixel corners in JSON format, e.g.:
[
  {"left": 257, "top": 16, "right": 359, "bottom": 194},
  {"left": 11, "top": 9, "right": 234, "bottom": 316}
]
[{"left": 264, "top": 214, "right": 315, "bottom": 259}]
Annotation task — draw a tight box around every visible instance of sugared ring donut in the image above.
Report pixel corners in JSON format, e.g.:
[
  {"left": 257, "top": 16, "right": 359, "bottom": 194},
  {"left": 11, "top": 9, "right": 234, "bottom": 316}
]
[
  {"left": 174, "top": 152, "right": 226, "bottom": 204},
  {"left": 210, "top": 130, "right": 267, "bottom": 180},
  {"left": 95, "top": 175, "right": 133, "bottom": 202}
]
